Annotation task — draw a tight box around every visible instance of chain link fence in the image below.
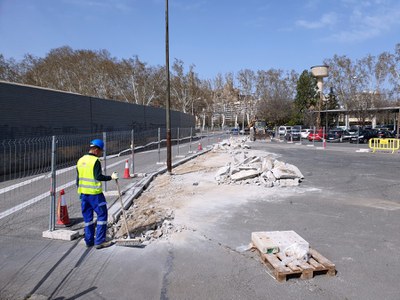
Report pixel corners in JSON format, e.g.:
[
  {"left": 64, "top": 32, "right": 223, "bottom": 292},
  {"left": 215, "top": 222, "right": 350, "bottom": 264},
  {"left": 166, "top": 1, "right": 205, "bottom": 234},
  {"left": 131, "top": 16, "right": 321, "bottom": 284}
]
[{"left": 0, "top": 128, "right": 226, "bottom": 235}]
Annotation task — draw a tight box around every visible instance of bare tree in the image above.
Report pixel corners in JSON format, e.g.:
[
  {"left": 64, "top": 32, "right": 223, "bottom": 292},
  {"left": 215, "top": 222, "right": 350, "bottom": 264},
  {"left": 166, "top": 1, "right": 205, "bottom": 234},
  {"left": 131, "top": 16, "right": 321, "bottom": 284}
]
[
  {"left": 386, "top": 43, "right": 400, "bottom": 100},
  {"left": 170, "top": 59, "right": 198, "bottom": 113},
  {"left": 0, "top": 55, "right": 21, "bottom": 82},
  {"left": 255, "top": 69, "right": 295, "bottom": 126},
  {"left": 120, "top": 56, "right": 164, "bottom": 105},
  {"left": 237, "top": 69, "right": 256, "bottom": 126}
]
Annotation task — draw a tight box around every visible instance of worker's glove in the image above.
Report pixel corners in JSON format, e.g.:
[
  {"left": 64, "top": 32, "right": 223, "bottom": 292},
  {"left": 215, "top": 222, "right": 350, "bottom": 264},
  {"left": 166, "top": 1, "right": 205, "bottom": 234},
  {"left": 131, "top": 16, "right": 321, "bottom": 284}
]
[{"left": 111, "top": 172, "right": 119, "bottom": 180}]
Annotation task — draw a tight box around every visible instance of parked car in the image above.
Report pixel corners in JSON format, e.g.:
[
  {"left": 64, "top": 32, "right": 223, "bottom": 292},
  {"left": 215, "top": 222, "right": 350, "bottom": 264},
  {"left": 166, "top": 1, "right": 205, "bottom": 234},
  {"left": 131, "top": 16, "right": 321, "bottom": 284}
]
[
  {"left": 278, "top": 126, "right": 292, "bottom": 136},
  {"left": 327, "top": 129, "right": 351, "bottom": 142},
  {"left": 284, "top": 126, "right": 301, "bottom": 141},
  {"left": 285, "top": 128, "right": 301, "bottom": 141},
  {"left": 308, "top": 129, "right": 327, "bottom": 142},
  {"left": 376, "top": 129, "right": 392, "bottom": 138},
  {"left": 230, "top": 128, "right": 239, "bottom": 135},
  {"left": 349, "top": 129, "right": 378, "bottom": 144},
  {"left": 291, "top": 127, "right": 302, "bottom": 141},
  {"left": 375, "top": 124, "right": 394, "bottom": 132},
  {"left": 300, "top": 128, "right": 312, "bottom": 139}
]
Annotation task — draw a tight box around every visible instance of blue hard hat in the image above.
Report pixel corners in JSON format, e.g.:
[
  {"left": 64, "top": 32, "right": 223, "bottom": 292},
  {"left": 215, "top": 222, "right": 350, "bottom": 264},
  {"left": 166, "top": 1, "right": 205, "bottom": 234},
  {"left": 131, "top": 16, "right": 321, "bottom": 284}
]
[{"left": 90, "top": 139, "right": 104, "bottom": 150}]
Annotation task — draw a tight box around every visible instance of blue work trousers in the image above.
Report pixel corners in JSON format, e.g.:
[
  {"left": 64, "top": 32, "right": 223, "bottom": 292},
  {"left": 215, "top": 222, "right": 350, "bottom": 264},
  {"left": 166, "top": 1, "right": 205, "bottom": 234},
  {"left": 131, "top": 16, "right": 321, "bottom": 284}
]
[{"left": 80, "top": 193, "right": 108, "bottom": 246}]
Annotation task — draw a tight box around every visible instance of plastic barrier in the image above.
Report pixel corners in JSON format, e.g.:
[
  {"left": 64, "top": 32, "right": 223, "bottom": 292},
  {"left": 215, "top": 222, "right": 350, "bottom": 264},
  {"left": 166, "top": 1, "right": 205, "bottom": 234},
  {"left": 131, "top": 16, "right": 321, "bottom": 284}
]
[{"left": 369, "top": 138, "right": 400, "bottom": 153}]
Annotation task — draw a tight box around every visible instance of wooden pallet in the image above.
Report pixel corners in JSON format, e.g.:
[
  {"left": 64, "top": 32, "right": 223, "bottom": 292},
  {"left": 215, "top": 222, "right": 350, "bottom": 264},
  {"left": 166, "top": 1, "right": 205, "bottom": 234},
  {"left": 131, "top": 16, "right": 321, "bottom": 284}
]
[{"left": 257, "top": 247, "right": 336, "bottom": 282}]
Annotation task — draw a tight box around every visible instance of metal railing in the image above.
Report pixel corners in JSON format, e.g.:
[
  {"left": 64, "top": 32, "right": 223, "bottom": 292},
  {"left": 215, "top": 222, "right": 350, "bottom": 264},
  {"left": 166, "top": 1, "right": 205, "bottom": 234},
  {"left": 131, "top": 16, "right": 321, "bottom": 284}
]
[{"left": 369, "top": 138, "right": 400, "bottom": 153}]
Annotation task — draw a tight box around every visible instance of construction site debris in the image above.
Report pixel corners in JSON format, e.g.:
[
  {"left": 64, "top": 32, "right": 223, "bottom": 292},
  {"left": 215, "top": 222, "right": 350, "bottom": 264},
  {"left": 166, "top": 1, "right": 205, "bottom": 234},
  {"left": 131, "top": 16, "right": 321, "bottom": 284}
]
[
  {"left": 108, "top": 138, "right": 304, "bottom": 245},
  {"left": 257, "top": 247, "right": 336, "bottom": 282},
  {"left": 252, "top": 231, "right": 310, "bottom": 265},
  {"left": 214, "top": 138, "right": 304, "bottom": 187}
]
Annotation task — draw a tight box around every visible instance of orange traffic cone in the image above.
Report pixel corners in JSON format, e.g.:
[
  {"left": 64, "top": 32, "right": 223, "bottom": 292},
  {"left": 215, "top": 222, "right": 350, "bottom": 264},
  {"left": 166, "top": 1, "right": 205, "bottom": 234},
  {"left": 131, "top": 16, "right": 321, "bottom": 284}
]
[
  {"left": 198, "top": 142, "right": 203, "bottom": 151},
  {"left": 56, "top": 189, "right": 71, "bottom": 227},
  {"left": 123, "top": 160, "right": 130, "bottom": 179}
]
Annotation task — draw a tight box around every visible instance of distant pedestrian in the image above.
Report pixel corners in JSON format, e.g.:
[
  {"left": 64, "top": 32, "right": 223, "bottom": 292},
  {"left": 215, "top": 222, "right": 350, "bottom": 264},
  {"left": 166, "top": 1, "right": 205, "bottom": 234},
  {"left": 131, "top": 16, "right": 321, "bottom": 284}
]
[{"left": 76, "top": 139, "right": 118, "bottom": 249}]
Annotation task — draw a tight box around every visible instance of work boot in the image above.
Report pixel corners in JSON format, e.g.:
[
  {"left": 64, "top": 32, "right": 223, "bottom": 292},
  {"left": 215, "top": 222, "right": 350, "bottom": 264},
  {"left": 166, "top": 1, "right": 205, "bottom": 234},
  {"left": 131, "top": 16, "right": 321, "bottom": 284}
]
[{"left": 95, "top": 240, "right": 114, "bottom": 249}]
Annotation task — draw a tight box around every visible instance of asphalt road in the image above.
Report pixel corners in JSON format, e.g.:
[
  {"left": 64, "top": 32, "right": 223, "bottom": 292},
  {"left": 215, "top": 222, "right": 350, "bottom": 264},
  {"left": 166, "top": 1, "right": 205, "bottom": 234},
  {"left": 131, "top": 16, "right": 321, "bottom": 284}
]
[{"left": 1, "top": 138, "right": 399, "bottom": 300}]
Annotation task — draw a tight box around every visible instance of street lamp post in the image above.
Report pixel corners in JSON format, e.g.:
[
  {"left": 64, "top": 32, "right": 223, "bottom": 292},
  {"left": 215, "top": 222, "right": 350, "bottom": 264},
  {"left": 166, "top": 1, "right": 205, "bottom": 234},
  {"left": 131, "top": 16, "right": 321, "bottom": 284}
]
[
  {"left": 323, "top": 95, "right": 328, "bottom": 149},
  {"left": 165, "top": 0, "right": 171, "bottom": 173},
  {"left": 202, "top": 108, "right": 206, "bottom": 131}
]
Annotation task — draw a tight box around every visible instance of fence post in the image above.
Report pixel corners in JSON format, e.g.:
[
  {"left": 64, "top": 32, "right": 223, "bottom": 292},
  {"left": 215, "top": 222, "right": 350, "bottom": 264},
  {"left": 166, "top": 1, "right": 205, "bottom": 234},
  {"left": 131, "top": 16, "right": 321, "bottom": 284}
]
[
  {"left": 49, "top": 135, "right": 57, "bottom": 231},
  {"left": 102, "top": 132, "right": 107, "bottom": 192},
  {"left": 177, "top": 127, "right": 180, "bottom": 156},
  {"left": 157, "top": 127, "right": 161, "bottom": 163},
  {"left": 131, "top": 129, "right": 135, "bottom": 174},
  {"left": 189, "top": 127, "right": 193, "bottom": 153},
  {"left": 313, "top": 126, "right": 316, "bottom": 147}
]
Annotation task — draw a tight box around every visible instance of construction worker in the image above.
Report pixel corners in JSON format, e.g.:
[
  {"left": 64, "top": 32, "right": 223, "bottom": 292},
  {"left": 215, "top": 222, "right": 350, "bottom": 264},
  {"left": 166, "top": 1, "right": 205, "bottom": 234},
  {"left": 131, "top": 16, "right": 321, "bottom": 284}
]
[{"left": 76, "top": 139, "right": 118, "bottom": 249}]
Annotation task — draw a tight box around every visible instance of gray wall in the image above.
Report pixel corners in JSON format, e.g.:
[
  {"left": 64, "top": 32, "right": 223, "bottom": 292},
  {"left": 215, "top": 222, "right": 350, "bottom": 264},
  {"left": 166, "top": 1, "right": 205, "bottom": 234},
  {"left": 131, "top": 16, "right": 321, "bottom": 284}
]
[{"left": 0, "top": 81, "right": 195, "bottom": 139}]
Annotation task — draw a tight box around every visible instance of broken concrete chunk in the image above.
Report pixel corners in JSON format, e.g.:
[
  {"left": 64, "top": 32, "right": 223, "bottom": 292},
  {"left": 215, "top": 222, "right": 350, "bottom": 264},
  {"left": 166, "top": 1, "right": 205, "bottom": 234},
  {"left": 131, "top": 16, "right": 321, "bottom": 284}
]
[
  {"left": 271, "top": 165, "right": 299, "bottom": 179},
  {"left": 231, "top": 169, "right": 260, "bottom": 181},
  {"left": 238, "top": 165, "right": 258, "bottom": 171},
  {"left": 279, "top": 178, "right": 300, "bottom": 187},
  {"left": 249, "top": 156, "right": 261, "bottom": 164},
  {"left": 273, "top": 159, "right": 285, "bottom": 169},
  {"left": 230, "top": 167, "right": 240, "bottom": 175},
  {"left": 265, "top": 170, "right": 277, "bottom": 182},
  {"left": 284, "top": 163, "right": 304, "bottom": 179},
  {"left": 261, "top": 158, "right": 274, "bottom": 172},
  {"left": 215, "top": 164, "right": 231, "bottom": 178}
]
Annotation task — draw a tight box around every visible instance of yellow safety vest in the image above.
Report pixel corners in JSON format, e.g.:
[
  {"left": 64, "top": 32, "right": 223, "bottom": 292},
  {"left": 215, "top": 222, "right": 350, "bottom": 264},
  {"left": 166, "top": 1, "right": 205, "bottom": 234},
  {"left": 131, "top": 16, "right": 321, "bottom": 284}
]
[{"left": 77, "top": 155, "right": 102, "bottom": 195}]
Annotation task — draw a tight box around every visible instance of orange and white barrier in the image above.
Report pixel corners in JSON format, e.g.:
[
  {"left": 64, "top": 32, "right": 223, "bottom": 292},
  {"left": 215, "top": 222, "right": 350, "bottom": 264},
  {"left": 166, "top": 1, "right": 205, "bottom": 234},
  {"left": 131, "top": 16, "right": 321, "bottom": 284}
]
[
  {"left": 56, "top": 189, "right": 71, "bottom": 227},
  {"left": 123, "top": 160, "right": 130, "bottom": 178}
]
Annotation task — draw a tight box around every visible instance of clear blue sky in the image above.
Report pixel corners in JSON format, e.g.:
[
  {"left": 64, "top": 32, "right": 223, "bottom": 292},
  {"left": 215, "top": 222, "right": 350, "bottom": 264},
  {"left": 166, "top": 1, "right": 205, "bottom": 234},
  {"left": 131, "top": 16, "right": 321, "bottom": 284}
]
[{"left": 1, "top": 0, "right": 399, "bottom": 80}]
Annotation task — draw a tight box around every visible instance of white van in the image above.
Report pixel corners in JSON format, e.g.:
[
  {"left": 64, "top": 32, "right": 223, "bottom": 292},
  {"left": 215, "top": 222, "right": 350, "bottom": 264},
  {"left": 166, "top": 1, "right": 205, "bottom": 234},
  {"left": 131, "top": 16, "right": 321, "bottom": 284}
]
[{"left": 278, "top": 126, "right": 292, "bottom": 136}]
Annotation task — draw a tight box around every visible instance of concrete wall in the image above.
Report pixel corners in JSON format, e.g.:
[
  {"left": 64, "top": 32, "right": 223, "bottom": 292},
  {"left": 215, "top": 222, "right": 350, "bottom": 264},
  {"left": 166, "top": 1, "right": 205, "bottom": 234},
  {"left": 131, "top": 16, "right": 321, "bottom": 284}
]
[{"left": 0, "top": 81, "right": 194, "bottom": 139}]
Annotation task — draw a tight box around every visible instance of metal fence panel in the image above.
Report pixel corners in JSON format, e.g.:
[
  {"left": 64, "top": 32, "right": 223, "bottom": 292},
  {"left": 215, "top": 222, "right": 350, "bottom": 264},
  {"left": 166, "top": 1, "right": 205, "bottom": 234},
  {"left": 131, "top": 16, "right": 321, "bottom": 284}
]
[{"left": 0, "top": 128, "right": 228, "bottom": 234}]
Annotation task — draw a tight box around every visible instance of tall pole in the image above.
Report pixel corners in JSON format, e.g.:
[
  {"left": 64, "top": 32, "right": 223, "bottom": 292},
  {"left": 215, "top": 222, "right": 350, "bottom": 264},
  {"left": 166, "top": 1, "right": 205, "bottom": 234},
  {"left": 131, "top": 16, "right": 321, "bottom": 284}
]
[
  {"left": 165, "top": 0, "right": 172, "bottom": 173},
  {"left": 49, "top": 135, "right": 56, "bottom": 231},
  {"left": 397, "top": 110, "right": 400, "bottom": 139},
  {"left": 324, "top": 100, "right": 328, "bottom": 148},
  {"left": 318, "top": 88, "right": 322, "bottom": 129}
]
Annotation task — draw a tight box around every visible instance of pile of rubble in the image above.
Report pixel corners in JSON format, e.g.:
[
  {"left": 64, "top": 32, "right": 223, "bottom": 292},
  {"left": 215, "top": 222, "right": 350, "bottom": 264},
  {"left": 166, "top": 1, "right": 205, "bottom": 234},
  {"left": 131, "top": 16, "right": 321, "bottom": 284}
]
[
  {"left": 108, "top": 178, "right": 196, "bottom": 245},
  {"left": 109, "top": 206, "right": 179, "bottom": 245},
  {"left": 108, "top": 137, "right": 304, "bottom": 245},
  {"left": 214, "top": 138, "right": 304, "bottom": 187}
]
